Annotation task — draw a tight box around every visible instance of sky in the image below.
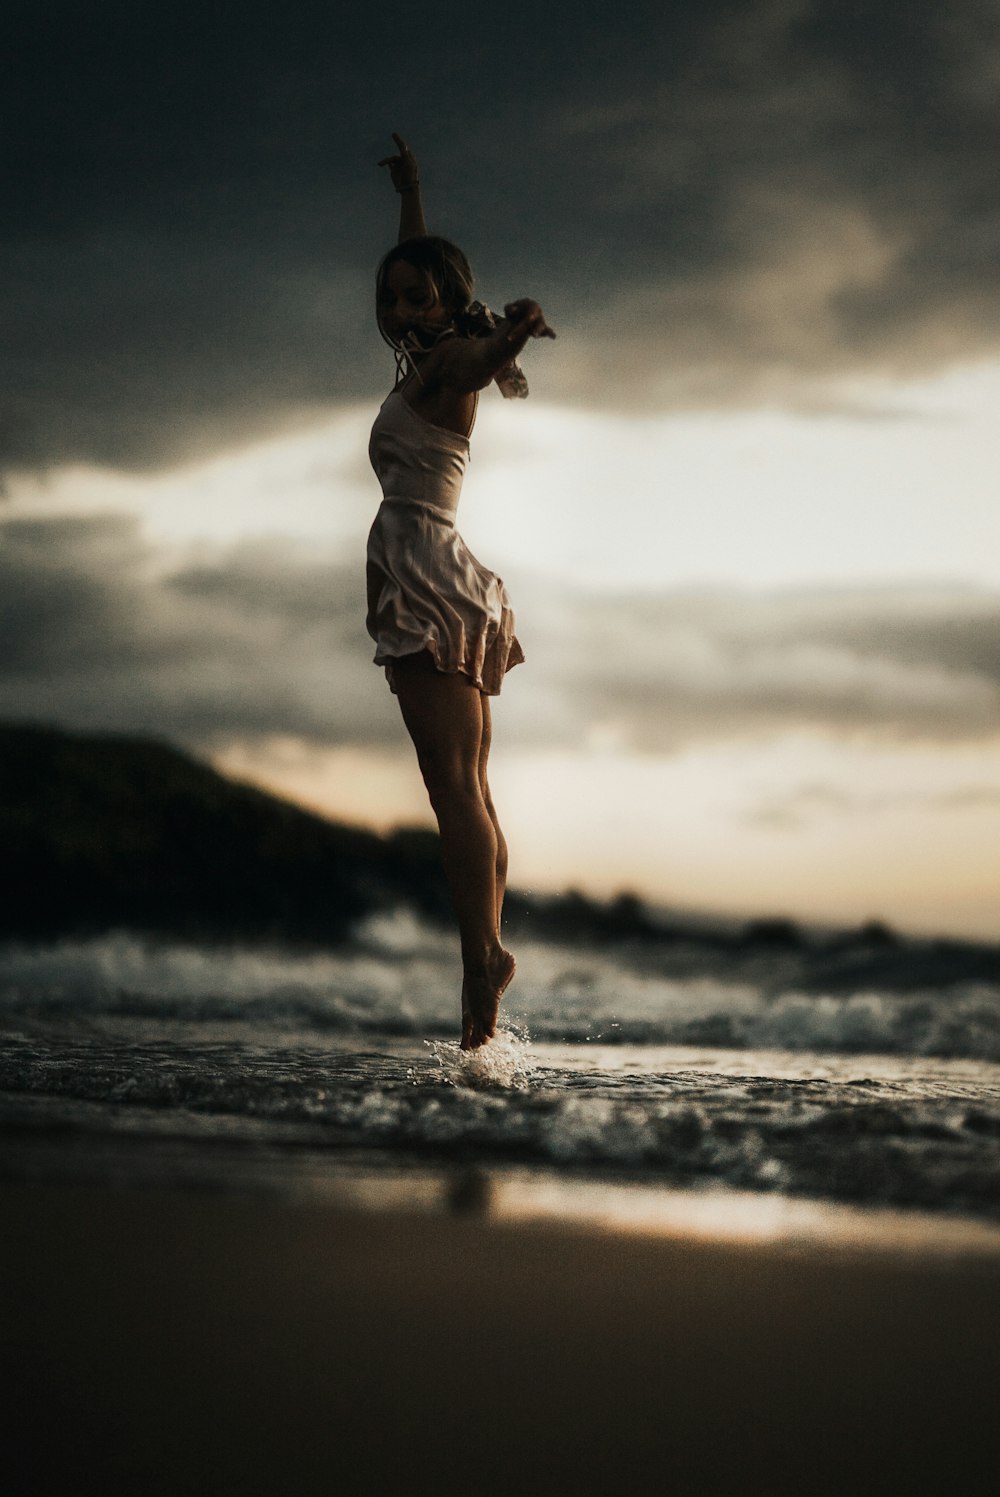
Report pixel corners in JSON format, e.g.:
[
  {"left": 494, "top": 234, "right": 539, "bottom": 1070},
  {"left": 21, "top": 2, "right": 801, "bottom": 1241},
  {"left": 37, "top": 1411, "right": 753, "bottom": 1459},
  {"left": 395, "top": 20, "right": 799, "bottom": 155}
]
[{"left": 2, "top": 0, "right": 999, "bottom": 938}]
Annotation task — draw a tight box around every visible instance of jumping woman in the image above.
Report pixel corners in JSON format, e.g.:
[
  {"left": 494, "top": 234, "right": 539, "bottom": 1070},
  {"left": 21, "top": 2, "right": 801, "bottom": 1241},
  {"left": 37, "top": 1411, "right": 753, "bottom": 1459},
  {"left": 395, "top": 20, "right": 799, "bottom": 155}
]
[{"left": 367, "top": 133, "right": 555, "bottom": 1049}]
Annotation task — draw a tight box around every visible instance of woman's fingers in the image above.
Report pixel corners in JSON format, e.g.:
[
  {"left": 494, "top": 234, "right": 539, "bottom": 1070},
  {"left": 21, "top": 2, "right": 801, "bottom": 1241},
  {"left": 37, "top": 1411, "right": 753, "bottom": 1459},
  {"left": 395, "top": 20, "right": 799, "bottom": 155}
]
[
  {"left": 504, "top": 300, "right": 557, "bottom": 339},
  {"left": 379, "top": 132, "right": 409, "bottom": 162},
  {"left": 377, "top": 132, "right": 420, "bottom": 192}
]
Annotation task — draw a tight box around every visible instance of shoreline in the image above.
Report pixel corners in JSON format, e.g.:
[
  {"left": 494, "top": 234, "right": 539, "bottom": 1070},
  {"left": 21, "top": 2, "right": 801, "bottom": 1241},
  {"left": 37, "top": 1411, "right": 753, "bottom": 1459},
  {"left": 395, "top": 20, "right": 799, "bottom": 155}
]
[
  {"left": 6, "top": 1120, "right": 1000, "bottom": 1252},
  {"left": 4, "top": 1176, "right": 999, "bottom": 1494}
]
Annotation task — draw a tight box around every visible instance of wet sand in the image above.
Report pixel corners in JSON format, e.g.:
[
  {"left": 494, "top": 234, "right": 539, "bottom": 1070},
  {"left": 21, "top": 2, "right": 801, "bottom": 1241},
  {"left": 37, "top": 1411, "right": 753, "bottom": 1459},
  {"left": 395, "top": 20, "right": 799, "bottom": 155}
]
[{"left": 3, "top": 1179, "right": 999, "bottom": 1495}]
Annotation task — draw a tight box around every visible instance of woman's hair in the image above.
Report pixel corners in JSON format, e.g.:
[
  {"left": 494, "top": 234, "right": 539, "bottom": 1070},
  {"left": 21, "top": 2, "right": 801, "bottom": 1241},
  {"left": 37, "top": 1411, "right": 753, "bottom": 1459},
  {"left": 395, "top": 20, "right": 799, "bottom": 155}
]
[{"left": 375, "top": 236, "right": 475, "bottom": 351}]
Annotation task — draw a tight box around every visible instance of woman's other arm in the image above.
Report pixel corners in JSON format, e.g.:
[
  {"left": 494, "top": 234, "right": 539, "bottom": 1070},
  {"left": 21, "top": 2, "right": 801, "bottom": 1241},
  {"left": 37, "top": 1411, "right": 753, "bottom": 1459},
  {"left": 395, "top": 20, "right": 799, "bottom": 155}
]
[
  {"left": 378, "top": 132, "right": 428, "bottom": 240},
  {"left": 440, "top": 300, "right": 556, "bottom": 392}
]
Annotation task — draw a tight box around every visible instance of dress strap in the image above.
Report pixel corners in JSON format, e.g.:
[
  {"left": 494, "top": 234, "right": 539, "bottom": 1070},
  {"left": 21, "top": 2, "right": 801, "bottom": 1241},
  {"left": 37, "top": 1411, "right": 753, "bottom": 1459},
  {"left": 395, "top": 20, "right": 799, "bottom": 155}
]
[{"left": 466, "top": 388, "right": 480, "bottom": 440}]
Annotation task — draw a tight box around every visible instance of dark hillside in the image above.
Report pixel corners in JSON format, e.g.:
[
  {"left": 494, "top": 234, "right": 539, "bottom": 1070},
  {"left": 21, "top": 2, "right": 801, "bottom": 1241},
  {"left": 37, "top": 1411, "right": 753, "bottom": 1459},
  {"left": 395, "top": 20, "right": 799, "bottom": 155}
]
[
  {"left": 3, "top": 723, "right": 997, "bottom": 995},
  {"left": 0, "top": 723, "right": 450, "bottom": 944}
]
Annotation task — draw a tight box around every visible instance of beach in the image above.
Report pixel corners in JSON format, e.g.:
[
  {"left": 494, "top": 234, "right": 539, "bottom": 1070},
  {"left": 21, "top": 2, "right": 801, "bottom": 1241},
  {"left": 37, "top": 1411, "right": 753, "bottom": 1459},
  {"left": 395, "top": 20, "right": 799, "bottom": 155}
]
[
  {"left": 4, "top": 1173, "right": 999, "bottom": 1496},
  {"left": 4, "top": 927, "right": 1000, "bottom": 1494}
]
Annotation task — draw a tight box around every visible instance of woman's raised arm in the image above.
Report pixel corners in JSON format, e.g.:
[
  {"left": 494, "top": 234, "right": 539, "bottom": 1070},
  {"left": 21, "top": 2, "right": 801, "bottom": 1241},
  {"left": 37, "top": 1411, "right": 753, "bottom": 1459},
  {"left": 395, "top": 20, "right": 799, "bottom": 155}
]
[{"left": 378, "top": 132, "right": 428, "bottom": 241}]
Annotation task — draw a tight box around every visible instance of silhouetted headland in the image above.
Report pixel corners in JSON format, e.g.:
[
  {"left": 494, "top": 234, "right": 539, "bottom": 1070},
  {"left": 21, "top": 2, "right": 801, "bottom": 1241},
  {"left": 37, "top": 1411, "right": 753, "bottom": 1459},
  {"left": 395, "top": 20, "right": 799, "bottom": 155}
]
[
  {"left": 2, "top": 722, "right": 997, "bottom": 996},
  {"left": 1, "top": 721, "right": 451, "bottom": 945}
]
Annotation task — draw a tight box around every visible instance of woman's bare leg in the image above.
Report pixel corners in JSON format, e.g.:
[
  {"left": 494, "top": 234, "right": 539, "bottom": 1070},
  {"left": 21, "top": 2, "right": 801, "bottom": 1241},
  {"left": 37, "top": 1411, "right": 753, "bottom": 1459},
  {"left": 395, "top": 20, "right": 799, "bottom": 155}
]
[
  {"left": 477, "top": 694, "right": 509, "bottom": 943},
  {"left": 392, "top": 653, "right": 514, "bottom": 1047}
]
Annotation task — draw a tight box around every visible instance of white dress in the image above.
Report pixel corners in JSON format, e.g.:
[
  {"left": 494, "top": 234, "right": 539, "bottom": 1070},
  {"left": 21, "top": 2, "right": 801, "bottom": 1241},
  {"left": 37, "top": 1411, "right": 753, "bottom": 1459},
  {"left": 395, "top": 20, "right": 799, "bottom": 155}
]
[{"left": 366, "top": 389, "right": 524, "bottom": 695}]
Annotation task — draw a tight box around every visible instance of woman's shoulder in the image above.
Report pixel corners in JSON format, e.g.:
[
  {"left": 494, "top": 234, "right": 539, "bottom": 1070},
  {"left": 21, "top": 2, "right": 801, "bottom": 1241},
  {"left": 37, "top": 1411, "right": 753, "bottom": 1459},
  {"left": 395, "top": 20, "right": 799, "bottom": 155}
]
[{"left": 399, "top": 336, "right": 459, "bottom": 393}]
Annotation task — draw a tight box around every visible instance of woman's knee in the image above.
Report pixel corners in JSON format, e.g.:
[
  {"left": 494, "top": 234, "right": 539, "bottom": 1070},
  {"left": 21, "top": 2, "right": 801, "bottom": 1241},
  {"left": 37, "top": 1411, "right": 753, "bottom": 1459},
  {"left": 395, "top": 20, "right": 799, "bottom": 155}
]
[{"left": 419, "top": 754, "right": 482, "bottom": 814}]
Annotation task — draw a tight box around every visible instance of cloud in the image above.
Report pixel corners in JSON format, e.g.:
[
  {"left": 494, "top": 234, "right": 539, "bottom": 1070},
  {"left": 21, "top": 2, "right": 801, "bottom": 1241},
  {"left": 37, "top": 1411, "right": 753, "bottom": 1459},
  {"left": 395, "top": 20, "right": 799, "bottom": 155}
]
[
  {"left": 553, "top": 1, "right": 1000, "bottom": 408},
  {"left": 742, "top": 779, "right": 1000, "bottom": 830},
  {"left": 0, "top": 231, "right": 379, "bottom": 472},
  {"left": 540, "top": 582, "right": 1000, "bottom": 751},
  {"left": 0, "top": 514, "right": 396, "bottom": 748},
  {"left": 4, "top": 1, "right": 1000, "bottom": 471},
  {"left": 3, "top": 514, "right": 998, "bottom": 758}
]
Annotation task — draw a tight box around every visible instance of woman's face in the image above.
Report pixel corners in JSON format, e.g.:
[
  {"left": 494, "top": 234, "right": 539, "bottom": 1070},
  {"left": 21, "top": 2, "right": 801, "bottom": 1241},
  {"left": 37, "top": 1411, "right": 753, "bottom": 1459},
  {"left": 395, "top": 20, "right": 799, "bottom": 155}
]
[{"left": 380, "top": 258, "right": 450, "bottom": 341}]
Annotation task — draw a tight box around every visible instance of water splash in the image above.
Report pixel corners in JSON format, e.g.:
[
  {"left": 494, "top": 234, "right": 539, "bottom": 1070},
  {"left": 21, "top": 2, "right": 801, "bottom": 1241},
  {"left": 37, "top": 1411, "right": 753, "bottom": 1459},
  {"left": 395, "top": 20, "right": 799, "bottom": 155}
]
[{"left": 424, "top": 1016, "right": 537, "bottom": 1090}]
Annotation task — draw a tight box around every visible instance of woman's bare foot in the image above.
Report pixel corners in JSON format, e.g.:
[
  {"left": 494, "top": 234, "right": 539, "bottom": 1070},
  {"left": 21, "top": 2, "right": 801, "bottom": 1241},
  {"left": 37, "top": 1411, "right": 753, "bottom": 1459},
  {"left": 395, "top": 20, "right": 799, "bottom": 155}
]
[{"left": 460, "top": 946, "right": 516, "bottom": 1049}]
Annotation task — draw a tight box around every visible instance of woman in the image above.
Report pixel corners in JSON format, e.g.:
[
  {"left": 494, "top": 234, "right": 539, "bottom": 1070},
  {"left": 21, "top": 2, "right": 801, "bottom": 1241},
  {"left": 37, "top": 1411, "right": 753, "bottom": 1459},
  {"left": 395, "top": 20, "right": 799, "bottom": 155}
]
[{"left": 368, "top": 133, "right": 555, "bottom": 1050}]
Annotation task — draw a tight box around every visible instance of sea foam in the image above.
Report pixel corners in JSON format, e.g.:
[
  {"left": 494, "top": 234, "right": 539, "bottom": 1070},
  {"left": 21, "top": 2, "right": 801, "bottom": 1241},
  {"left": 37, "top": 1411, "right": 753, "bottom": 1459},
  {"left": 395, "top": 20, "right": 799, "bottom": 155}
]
[{"left": 422, "top": 1017, "right": 537, "bottom": 1090}]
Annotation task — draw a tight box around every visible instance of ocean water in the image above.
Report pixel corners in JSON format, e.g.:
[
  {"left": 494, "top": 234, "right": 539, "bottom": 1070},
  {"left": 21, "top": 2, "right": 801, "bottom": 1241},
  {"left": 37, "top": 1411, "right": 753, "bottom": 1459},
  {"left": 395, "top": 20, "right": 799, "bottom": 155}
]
[{"left": 2, "top": 914, "right": 999, "bottom": 1225}]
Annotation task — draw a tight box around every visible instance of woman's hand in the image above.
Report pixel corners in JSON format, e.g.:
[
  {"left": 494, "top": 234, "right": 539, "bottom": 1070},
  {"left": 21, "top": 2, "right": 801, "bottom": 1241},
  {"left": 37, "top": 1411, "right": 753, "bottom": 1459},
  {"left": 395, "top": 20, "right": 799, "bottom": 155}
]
[
  {"left": 503, "top": 299, "right": 557, "bottom": 340},
  {"left": 378, "top": 132, "right": 420, "bottom": 193},
  {"left": 439, "top": 298, "right": 557, "bottom": 393}
]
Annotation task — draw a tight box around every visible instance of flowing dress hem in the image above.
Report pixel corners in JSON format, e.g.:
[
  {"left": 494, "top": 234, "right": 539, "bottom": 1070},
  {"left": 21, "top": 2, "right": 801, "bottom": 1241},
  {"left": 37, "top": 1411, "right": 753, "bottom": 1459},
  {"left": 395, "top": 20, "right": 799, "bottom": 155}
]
[{"left": 374, "top": 634, "right": 525, "bottom": 697}]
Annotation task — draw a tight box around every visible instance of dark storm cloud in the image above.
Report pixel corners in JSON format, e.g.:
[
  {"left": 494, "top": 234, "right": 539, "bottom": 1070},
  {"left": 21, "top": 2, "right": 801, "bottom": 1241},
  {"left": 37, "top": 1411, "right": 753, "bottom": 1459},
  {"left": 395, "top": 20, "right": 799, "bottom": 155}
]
[
  {"left": 4, "top": 1, "right": 1000, "bottom": 471},
  {"left": 2, "top": 515, "right": 998, "bottom": 755},
  {"left": 556, "top": 0, "right": 1000, "bottom": 407},
  {"left": 0, "top": 513, "right": 397, "bottom": 748}
]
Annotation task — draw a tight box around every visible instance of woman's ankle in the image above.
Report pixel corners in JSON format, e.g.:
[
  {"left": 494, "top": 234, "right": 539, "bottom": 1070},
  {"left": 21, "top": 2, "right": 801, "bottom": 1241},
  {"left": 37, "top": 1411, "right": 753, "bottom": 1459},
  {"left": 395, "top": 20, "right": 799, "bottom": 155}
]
[{"left": 462, "top": 938, "right": 509, "bottom": 972}]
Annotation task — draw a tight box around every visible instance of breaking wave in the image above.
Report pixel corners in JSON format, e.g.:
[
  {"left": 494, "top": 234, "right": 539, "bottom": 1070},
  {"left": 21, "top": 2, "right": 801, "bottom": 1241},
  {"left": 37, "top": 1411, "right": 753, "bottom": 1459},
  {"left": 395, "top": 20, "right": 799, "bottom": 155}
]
[{"left": 2, "top": 919, "right": 999, "bottom": 1062}]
